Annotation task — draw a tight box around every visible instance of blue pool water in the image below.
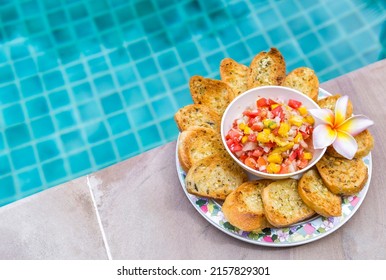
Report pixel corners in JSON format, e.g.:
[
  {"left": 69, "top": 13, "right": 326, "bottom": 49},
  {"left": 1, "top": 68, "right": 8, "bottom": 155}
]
[{"left": 0, "top": 0, "right": 385, "bottom": 206}]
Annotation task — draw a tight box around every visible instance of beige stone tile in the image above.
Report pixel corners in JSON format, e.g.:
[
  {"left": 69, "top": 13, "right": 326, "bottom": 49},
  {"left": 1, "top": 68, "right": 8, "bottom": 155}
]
[
  {"left": 89, "top": 143, "right": 291, "bottom": 259},
  {"left": 0, "top": 177, "right": 108, "bottom": 260}
]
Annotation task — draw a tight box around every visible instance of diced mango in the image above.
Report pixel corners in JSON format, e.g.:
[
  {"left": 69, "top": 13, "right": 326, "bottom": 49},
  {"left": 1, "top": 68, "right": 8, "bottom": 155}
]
[
  {"left": 263, "top": 128, "right": 271, "bottom": 134},
  {"left": 272, "top": 142, "right": 294, "bottom": 154},
  {"left": 304, "top": 115, "right": 315, "bottom": 125},
  {"left": 294, "top": 132, "right": 303, "bottom": 143},
  {"left": 298, "top": 106, "right": 308, "bottom": 116},
  {"left": 267, "top": 153, "right": 283, "bottom": 164},
  {"left": 244, "top": 126, "right": 252, "bottom": 134},
  {"left": 267, "top": 163, "right": 281, "bottom": 174},
  {"left": 278, "top": 122, "right": 290, "bottom": 137},
  {"left": 257, "top": 132, "right": 270, "bottom": 143},
  {"left": 263, "top": 119, "right": 277, "bottom": 129},
  {"left": 239, "top": 123, "right": 246, "bottom": 130},
  {"left": 271, "top": 104, "right": 280, "bottom": 110},
  {"left": 273, "top": 137, "right": 289, "bottom": 147},
  {"left": 241, "top": 135, "right": 248, "bottom": 144},
  {"left": 289, "top": 115, "right": 303, "bottom": 127},
  {"left": 303, "top": 152, "right": 313, "bottom": 160}
]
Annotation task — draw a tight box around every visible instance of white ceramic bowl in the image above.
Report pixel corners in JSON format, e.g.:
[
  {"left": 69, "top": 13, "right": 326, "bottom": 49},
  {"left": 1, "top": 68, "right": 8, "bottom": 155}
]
[{"left": 221, "top": 86, "right": 326, "bottom": 179}]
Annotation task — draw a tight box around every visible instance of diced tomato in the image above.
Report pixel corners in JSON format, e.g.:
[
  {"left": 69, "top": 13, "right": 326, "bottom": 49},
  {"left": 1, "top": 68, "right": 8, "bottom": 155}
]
[
  {"left": 288, "top": 99, "right": 302, "bottom": 109},
  {"left": 279, "top": 165, "right": 290, "bottom": 174},
  {"left": 256, "top": 98, "right": 270, "bottom": 107},
  {"left": 265, "top": 141, "right": 276, "bottom": 149},
  {"left": 257, "top": 157, "right": 267, "bottom": 167},
  {"left": 289, "top": 149, "right": 298, "bottom": 161},
  {"left": 256, "top": 98, "right": 276, "bottom": 107},
  {"left": 244, "top": 157, "right": 257, "bottom": 169},
  {"left": 298, "top": 158, "right": 308, "bottom": 169},
  {"left": 239, "top": 154, "right": 248, "bottom": 162},
  {"left": 227, "top": 128, "right": 243, "bottom": 141},
  {"left": 243, "top": 110, "right": 260, "bottom": 118},
  {"left": 271, "top": 127, "right": 279, "bottom": 136},
  {"left": 229, "top": 143, "right": 243, "bottom": 153},
  {"left": 248, "top": 133, "right": 256, "bottom": 142},
  {"left": 251, "top": 123, "right": 264, "bottom": 131},
  {"left": 252, "top": 147, "right": 264, "bottom": 157}
]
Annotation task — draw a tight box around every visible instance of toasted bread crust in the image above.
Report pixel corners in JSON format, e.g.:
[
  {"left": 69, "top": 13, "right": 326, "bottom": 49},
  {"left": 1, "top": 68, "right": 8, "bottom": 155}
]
[
  {"left": 298, "top": 169, "right": 342, "bottom": 217},
  {"left": 220, "top": 58, "right": 249, "bottom": 96},
  {"left": 186, "top": 156, "right": 248, "bottom": 200},
  {"left": 326, "top": 129, "right": 374, "bottom": 158},
  {"left": 317, "top": 94, "right": 353, "bottom": 118},
  {"left": 248, "top": 48, "right": 286, "bottom": 89},
  {"left": 177, "top": 127, "right": 226, "bottom": 172},
  {"left": 261, "top": 179, "right": 315, "bottom": 227},
  {"left": 316, "top": 155, "right": 368, "bottom": 195},
  {"left": 222, "top": 180, "right": 272, "bottom": 232},
  {"left": 174, "top": 104, "right": 221, "bottom": 132},
  {"left": 189, "top": 76, "right": 235, "bottom": 115},
  {"left": 282, "top": 67, "right": 319, "bottom": 101}
]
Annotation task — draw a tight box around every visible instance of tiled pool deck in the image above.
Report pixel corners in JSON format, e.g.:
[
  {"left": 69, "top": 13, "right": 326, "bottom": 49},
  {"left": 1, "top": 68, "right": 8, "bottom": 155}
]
[{"left": 0, "top": 0, "right": 385, "bottom": 206}]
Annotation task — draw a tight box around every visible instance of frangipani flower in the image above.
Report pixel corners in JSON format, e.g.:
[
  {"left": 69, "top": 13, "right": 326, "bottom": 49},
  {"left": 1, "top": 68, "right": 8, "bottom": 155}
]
[{"left": 308, "top": 95, "right": 374, "bottom": 159}]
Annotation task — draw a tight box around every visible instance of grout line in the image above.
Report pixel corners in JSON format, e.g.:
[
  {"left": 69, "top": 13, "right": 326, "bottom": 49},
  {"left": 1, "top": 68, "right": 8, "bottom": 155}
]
[{"left": 86, "top": 175, "right": 113, "bottom": 260}]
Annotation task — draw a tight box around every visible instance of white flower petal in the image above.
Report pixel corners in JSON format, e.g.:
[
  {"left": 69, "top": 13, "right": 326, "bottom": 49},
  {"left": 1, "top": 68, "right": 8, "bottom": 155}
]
[
  {"left": 334, "top": 95, "right": 349, "bottom": 126},
  {"left": 337, "top": 115, "right": 374, "bottom": 136},
  {"left": 332, "top": 131, "right": 358, "bottom": 160},
  {"left": 308, "top": 109, "right": 334, "bottom": 126},
  {"left": 312, "top": 124, "right": 337, "bottom": 149}
]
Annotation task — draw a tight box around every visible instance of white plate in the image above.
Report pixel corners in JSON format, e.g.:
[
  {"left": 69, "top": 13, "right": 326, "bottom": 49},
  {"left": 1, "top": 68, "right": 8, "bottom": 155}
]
[{"left": 176, "top": 88, "right": 372, "bottom": 247}]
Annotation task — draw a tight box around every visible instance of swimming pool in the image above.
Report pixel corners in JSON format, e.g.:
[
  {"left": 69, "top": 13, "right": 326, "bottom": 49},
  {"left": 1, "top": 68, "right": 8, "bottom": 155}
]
[{"left": 0, "top": 0, "right": 385, "bottom": 206}]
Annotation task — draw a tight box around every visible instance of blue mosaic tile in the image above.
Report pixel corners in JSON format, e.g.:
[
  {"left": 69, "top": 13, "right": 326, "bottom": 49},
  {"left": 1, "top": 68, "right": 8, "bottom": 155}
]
[
  {"left": 0, "top": 155, "right": 11, "bottom": 174},
  {"left": 42, "top": 159, "right": 67, "bottom": 183},
  {"left": 115, "top": 133, "right": 139, "bottom": 158},
  {"left": 88, "top": 56, "right": 109, "bottom": 74},
  {"left": 122, "top": 85, "right": 146, "bottom": 106},
  {"left": 0, "top": 65, "right": 15, "bottom": 83},
  {"left": 68, "top": 151, "right": 92, "bottom": 174},
  {"left": 37, "top": 51, "right": 58, "bottom": 72},
  {"left": 20, "top": 76, "right": 43, "bottom": 98},
  {"left": 177, "top": 41, "right": 199, "bottom": 63},
  {"left": 55, "top": 110, "right": 76, "bottom": 129},
  {"left": 68, "top": 3, "right": 89, "bottom": 21},
  {"left": 107, "top": 113, "right": 130, "bottom": 134},
  {"left": 160, "top": 117, "right": 179, "bottom": 141},
  {"left": 84, "top": 122, "right": 108, "bottom": 144},
  {"left": 109, "top": 47, "right": 130, "bottom": 66},
  {"left": 10, "top": 43, "right": 30, "bottom": 61},
  {"left": 101, "top": 93, "right": 123, "bottom": 115},
  {"left": 94, "top": 74, "right": 115, "bottom": 95},
  {"left": 5, "top": 124, "right": 31, "bottom": 148},
  {"left": 14, "top": 57, "right": 37, "bottom": 79},
  {"left": 26, "top": 97, "right": 49, "bottom": 119},
  {"left": 0, "top": 176, "right": 16, "bottom": 200},
  {"left": 151, "top": 96, "right": 175, "bottom": 119},
  {"left": 158, "top": 51, "right": 179, "bottom": 71},
  {"left": 60, "top": 130, "right": 84, "bottom": 153},
  {"left": 30, "top": 116, "right": 55, "bottom": 138},
  {"left": 49, "top": 90, "right": 71, "bottom": 110},
  {"left": 37, "top": 139, "right": 60, "bottom": 162},
  {"left": 43, "top": 71, "right": 65, "bottom": 91},
  {"left": 17, "top": 168, "right": 42, "bottom": 192},
  {"left": 66, "top": 64, "right": 87, "bottom": 82},
  {"left": 0, "top": 0, "right": 385, "bottom": 207},
  {"left": 115, "top": 66, "right": 136, "bottom": 86},
  {"left": 11, "top": 145, "right": 36, "bottom": 170},
  {"left": 2, "top": 104, "right": 25, "bottom": 126},
  {"left": 144, "top": 77, "right": 167, "bottom": 99},
  {"left": 138, "top": 124, "right": 162, "bottom": 149},
  {"left": 91, "top": 141, "right": 115, "bottom": 166},
  {"left": 129, "top": 104, "right": 154, "bottom": 127},
  {"left": 78, "top": 101, "right": 102, "bottom": 122}
]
